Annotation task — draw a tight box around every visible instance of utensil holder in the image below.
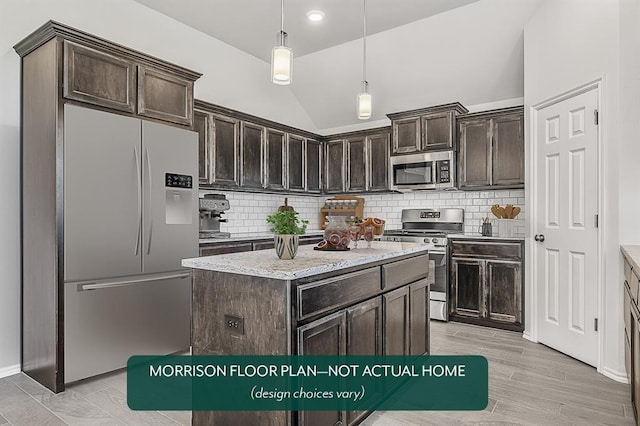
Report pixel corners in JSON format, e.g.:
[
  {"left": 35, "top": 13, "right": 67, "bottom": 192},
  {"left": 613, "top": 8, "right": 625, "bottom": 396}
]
[
  {"left": 497, "top": 219, "right": 514, "bottom": 238},
  {"left": 481, "top": 222, "right": 492, "bottom": 237}
]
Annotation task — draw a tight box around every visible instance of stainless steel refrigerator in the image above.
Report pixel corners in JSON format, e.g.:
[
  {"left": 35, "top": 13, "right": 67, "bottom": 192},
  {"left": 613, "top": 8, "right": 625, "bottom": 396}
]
[{"left": 62, "top": 104, "right": 198, "bottom": 383}]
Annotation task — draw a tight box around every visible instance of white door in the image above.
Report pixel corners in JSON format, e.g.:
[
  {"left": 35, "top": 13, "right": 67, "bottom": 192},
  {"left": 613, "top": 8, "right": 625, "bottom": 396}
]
[{"left": 534, "top": 87, "right": 599, "bottom": 366}]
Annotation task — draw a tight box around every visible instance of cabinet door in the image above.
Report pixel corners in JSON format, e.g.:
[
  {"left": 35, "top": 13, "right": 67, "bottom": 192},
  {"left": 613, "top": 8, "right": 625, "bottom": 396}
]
[
  {"left": 409, "top": 279, "right": 430, "bottom": 355},
  {"left": 194, "top": 110, "right": 210, "bottom": 184},
  {"left": 63, "top": 40, "right": 136, "bottom": 113},
  {"left": 137, "top": 65, "right": 193, "bottom": 126},
  {"left": 346, "top": 297, "right": 382, "bottom": 426},
  {"left": 240, "top": 122, "right": 264, "bottom": 189},
  {"left": 347, "top": 297, "right": 382, "bottom": 356},
  {"left": 422, "top": 112, "right": 453, "bottom": 151},
  {"left": 298, "top": 312, "right": 346, "bottom": 426},
  {"left": 325, "top": 140, "right": 346, "bottom": 193},
  {"left": 265, "top": 129, "right": 286, "bottom": 190},
  {"left": 211, "top": 114, "right": 238, "bottom": 187},
  {"left": 367, "top": 132, "right": 389, "bottom": 192},
  {"left": 392, "top": 117, "right": 421, "bottom": 154},
  {"left": 383, "top": 287, "right": 410, "bottom": 355},
  {"left": 451, "top": 257, "right": 484, "bottom": 318},
  {"left": 492, "top": 113, "right": 524, "bottom": 187},
  {"left": 486, "top": 260, "right": 521, "bottom": 324},
  {"left": 458, "top": 119, "right": 491, "bottom": 189},
  {"left": 346, "top": 136, "right": 366, "bottom": 192},
  {"left": 625, "top": 286, "right": 632, "bottom": 383},
  {"left": 306, "top": 139, "right": 322, "bottom": 193},
  {"left": 288, "top": 135, "right": 305, "bottom": 192},
  {"left": 633, "top": 304, "right": 640, "bottom": 419}
]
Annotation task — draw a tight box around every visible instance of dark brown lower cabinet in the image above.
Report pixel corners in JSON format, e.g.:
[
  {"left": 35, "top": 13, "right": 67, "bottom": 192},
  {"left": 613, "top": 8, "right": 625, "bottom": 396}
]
[
  {"left": 383, "top": 287, "right": 410, "bottom": 355},
  {"left": 298, "top": 297, "right": 384, "bottom": 426},
  {"left": 346, "top": 297, "right": 382, "bottom": 425},
  {"left": 450, "top": 239, "right": 523, "bottom": 331},
  {"left": 632, "top": 303, "right": 640, "bottom": 420},
  {"left": 409, "top": 279, "right": 430, "bottom": 355},
  {"left": 451, "top": 259, "right": 483, "bottom": 318}
]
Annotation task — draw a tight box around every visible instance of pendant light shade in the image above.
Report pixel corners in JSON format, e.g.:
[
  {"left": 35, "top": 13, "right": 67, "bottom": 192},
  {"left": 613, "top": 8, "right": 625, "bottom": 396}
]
[
  {"left": 357, "top": 0, "right": 371, "bottom": 119},
  {"left": 272, "top": 0, "right": 292, "bottom": 85},
  {"left": 357, "top": 82, "right": 372, "bottom": 119}
]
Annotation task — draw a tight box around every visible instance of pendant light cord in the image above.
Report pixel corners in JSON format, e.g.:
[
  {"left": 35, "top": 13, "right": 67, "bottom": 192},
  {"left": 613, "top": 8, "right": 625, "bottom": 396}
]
[
  {"left": 362, "top": 0, "right": 367, "bottom": 84},
  {"left": 281, "top": 0, "right": 285, "bottom": 34}
]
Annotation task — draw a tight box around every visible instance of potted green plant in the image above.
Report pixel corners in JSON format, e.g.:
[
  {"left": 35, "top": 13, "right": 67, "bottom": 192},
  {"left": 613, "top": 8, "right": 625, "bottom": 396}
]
[{"left": 266, "top": 211, "right": 309, "bottom": 259}]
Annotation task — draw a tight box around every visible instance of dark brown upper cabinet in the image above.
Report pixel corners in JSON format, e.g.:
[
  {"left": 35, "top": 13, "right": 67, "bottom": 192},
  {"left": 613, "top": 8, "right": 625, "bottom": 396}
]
[
  {"left": 390, "top": 116, "right": 421, "bottom": 154},
  {"left": 388, "top": 103, "right": 468, "bottom": 155},
  {"left": 457, "top": 106, "right": 524, "bottom": 190},
  {"left": 211, "top": 113, "right": 239, "bottom": 187},
  {"left": 325, "top": 139, "right": 346, "bottom": 193},
  {"left": 265, "top": 129, "right": 286, "bottom": 191},
  {"left": 137, "top": 65, "right": 193, "bottom": 126},
  {"left": 367, "top": 131, "right": 390, "bottom": 192},
  {"left": 346, "top": 136, "right": 366, "bottom": 192},
  {"left": 287, "top": 134, "right": 305, "bottom": 192},
  {"left": 240, "top": 122, "right": 264, "bottom": 189},
  {"left": 63, "top": 40, "right": 136, "bottom": 113},
  {"left": 194, "top": 110, "right": 209, "bottom": 184},
  {"left": 306, "top": 139, "right": 322, "bottom": 194},
  {"left": 50, "top": 23, "right": 201, "bottom": 127}
]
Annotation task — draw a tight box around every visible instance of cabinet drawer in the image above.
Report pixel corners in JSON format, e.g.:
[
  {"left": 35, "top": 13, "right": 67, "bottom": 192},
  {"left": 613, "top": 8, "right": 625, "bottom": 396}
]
[
  {"left": 625, "top": 285, "right": 632, "bottom": 343},
  {"left": 63, "top": 41, "right": 136, "bottom": 113},
  {"left": 382, "top": 255, "right": 429, "bottom": 290},
  {"left": 632, "top": 270, "right": 640, "bottom": 305},
  {"left": 450, "top": 241, "right": 522, "bottom": 259},
  {"left": 625, "top": 259, "right": 633, "bottom": 288},
  {"left": 199, "top": 242, "right": 252, "bottom": 256},
  {"left": 297, "top": 267, "right": 380, "bottom": 321},
  {"left": 137, "top": 65, "right": 193, "bottom": 125}
]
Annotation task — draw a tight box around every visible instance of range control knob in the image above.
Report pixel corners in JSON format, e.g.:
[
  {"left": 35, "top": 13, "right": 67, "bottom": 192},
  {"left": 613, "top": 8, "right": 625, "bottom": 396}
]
[{"left": 431, "top": 238, "right": 439, "bottom": 244}]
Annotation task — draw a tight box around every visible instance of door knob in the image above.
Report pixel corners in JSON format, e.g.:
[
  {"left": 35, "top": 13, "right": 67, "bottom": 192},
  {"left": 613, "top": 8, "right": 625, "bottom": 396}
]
[{"left": 534, "top": 234, "right": 545, "bottom": 242}]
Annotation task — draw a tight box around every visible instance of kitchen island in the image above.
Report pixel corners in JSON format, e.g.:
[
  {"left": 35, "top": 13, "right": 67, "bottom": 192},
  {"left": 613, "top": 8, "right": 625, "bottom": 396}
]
[{"left": 182, "top": 241, "right": 433, "bottom": 426}]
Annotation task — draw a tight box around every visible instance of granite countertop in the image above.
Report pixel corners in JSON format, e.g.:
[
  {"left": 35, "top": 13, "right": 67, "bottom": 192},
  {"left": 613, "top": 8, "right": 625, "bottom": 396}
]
[
  {"left": 621, "top": 245, "right": 640, "bottom": 272},
  {"left": 200, "top": 231, "right": 324, "bottom": 244},
  {"left": 183, "top": 241, "right": 429, "bottom": 280}
]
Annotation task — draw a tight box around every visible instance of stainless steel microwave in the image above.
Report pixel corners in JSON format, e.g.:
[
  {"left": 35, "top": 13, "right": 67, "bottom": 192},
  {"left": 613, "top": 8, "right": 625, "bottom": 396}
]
[{"left": 389, "top": 151, "right": 455, "bottom": 191}]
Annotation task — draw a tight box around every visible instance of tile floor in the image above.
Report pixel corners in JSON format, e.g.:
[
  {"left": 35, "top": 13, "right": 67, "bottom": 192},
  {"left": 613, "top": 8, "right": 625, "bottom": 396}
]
[{"left": 0, "top": 321, "right": 633, "bottom": 425}]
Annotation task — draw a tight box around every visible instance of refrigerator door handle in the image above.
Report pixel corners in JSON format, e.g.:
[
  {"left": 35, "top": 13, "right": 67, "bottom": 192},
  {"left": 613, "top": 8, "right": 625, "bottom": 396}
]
[
  {"left": 78, "top": 272, "right": 190, "bottom": 291},
  {"left": 145, "top": 147, "right": 153, "bottom": 255},
  {"left": 134, "top": 144, "right": 141, "bottom": 256}
]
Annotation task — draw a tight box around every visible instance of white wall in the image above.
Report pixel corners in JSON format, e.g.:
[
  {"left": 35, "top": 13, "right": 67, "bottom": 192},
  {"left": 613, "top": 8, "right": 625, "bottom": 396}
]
[
  {"left": 524, "top": 0, "right": 624, "bottom": 380},
  {"left": 0, "top": 0, "right": 317, "bottom": 376},
  {"left": 294, "top": 0, "right": 542, "bottom": 131},
  {"left": 618, "top": 0, "right": 640, "bottom": 245}
]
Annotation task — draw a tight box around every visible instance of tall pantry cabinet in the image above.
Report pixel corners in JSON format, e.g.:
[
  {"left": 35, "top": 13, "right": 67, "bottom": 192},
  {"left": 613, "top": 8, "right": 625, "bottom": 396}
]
[{"left": 14, "top": 21, "right": 201, "bottom": 393}]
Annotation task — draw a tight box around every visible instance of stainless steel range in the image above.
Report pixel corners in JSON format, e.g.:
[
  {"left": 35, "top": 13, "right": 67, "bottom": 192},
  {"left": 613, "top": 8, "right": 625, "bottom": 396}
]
[{"left": 381, "top": 208, "right": 464, "bottom": 322}]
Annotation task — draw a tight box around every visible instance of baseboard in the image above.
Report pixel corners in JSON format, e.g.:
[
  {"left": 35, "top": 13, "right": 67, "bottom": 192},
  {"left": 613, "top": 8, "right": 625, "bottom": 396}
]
[
  {"left": 0, "top": 363, "right": 21, "bottom": 379},
  {"left": 522, "top": 331, "right": 536, "bottom": 342},
  {"left": 601, "top": 366, "right": 629, "bottom": 384}
]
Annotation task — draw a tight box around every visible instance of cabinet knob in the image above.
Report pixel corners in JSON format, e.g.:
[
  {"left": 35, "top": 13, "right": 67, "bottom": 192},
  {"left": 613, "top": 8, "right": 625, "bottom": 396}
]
[{"left": 534, "top": 234, "right": 545, "bottom": 242}]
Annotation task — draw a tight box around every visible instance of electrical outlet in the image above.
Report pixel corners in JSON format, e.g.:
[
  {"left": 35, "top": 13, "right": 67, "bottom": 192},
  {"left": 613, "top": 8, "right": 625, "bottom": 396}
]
[{"left": 224, "top": 314, "right": 244, "bottom": 335}]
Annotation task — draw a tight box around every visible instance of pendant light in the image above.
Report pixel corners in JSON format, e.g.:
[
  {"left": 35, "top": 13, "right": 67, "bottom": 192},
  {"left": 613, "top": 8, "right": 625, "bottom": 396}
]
[
  {"left": 357, "top": 0, "right": 371, "bottom": 119},
  {"left": 271, "top": 0, "right": 292, "bottom": 85}
]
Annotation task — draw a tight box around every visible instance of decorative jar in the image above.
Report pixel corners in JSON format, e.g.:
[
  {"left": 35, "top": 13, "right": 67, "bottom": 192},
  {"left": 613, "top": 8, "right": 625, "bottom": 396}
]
[{"left": 323, "top": 216, "right": 351, "bottom": 250}]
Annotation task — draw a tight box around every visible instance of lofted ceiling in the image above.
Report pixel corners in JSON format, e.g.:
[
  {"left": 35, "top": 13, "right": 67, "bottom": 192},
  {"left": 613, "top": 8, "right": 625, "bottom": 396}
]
[
  {"left": 132, "top": 0, "right": 480, "bottom": 62},
  {"left": 132, "top": 0, "right": 542, "bottom": 132}
]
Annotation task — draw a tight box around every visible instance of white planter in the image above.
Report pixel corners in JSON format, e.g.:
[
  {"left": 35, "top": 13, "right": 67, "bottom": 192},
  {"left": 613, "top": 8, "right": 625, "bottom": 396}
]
[{"left": 274, "top": 234, "right": 299, "bottom": 260}]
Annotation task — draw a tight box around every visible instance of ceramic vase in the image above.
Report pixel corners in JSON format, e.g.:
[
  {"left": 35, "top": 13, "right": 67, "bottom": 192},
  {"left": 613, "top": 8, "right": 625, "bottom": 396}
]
[{"left": 274, "top": 234, "right": 299, "bottom": 260}]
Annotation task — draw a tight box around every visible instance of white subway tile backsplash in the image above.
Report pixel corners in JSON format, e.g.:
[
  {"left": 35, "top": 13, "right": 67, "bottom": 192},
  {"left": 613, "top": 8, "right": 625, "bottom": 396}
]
[{"left": 202, "top": 188, "right": 526, "bottom": 238}]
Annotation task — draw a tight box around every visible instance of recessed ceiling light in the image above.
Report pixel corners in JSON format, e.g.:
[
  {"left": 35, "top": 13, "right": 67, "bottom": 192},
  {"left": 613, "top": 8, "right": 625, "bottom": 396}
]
[{"left": 306, "top": 10, "right": 325, "bottom": 22}]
